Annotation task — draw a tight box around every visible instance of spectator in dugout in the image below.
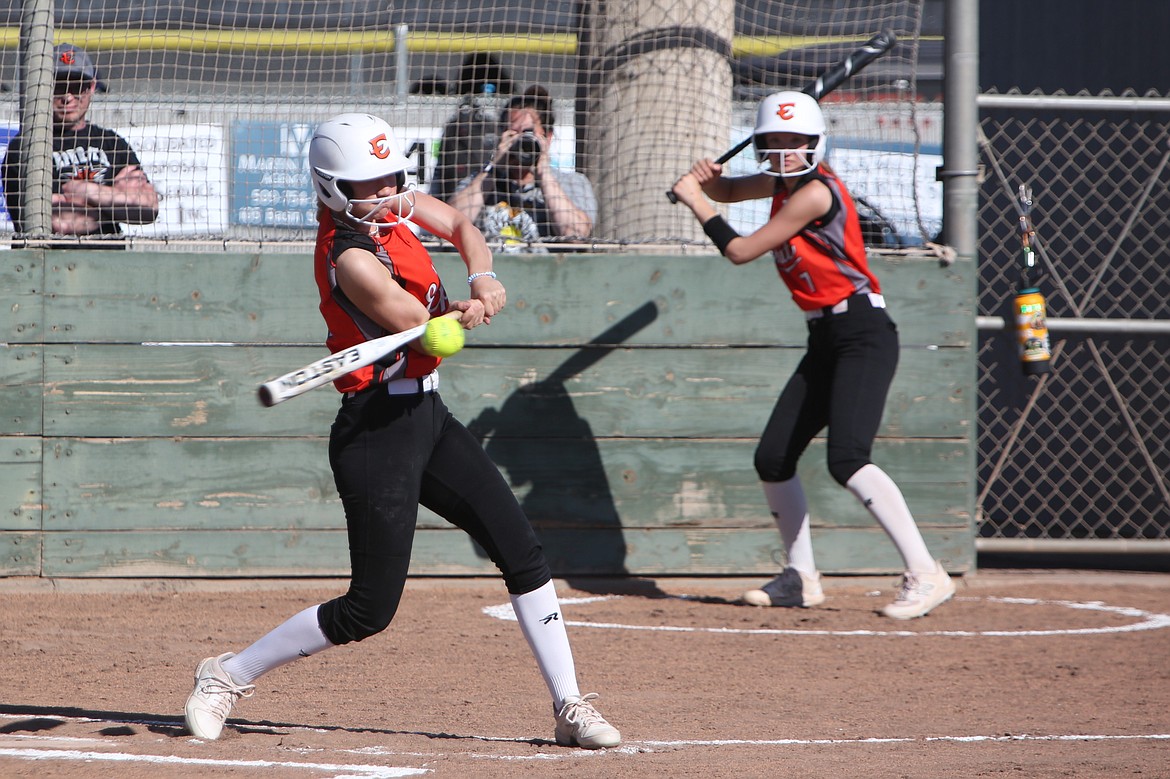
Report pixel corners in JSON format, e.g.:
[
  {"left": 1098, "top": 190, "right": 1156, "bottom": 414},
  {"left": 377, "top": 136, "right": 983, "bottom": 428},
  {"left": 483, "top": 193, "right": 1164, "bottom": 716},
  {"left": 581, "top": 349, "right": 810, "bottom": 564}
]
[
  {"left": 1, "top": 43, "right": 159, "bottom": 247},
  {"left": 448, "top": 85, "right": 596, "bottom": 252}
]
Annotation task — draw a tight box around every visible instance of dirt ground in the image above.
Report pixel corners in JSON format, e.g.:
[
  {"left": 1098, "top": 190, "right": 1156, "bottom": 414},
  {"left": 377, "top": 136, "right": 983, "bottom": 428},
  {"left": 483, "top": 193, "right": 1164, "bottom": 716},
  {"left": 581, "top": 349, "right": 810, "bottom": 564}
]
[{"left": 1, "top": 570, "right": 1168, "bottom": 779}]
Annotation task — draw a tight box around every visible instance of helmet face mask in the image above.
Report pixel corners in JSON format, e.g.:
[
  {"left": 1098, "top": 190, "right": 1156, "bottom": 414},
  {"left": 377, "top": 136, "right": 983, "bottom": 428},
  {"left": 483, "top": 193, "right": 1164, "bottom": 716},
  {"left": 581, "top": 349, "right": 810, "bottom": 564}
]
[
  {"left": 752, "top": 91, "right": 827, "bottom": 177},
  {"left": 755, "top": 134, "right": 821, "bottom": 178},
  {"left": 309, "top": 113, "right": 417, "bottom": 225},
  {"left": 342, "top": 172, "right": 418, "bottom": 226}
]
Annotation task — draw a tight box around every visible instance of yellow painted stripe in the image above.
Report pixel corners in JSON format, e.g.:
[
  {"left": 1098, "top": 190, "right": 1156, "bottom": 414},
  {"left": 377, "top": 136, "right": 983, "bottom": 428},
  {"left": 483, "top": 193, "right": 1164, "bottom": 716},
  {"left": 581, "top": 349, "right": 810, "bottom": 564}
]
[
  {"left": 0, "top": 29, "right": 938, "bottom": 57},
  {"left": 0, "top": 29, "right": 577, "bottom": 54}
]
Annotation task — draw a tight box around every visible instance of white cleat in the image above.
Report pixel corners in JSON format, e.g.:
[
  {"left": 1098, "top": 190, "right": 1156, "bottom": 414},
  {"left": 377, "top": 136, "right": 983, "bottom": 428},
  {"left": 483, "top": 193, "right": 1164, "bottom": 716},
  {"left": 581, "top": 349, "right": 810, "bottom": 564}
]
[
  {"left": 881, "top": 561, "right": 956, "bottom": 619},
  {"left": 184, "top": 652, "right": 255, "bottom": 740},
  {"left": 554, "top": 693, "right": 621, "bottom": 749}
]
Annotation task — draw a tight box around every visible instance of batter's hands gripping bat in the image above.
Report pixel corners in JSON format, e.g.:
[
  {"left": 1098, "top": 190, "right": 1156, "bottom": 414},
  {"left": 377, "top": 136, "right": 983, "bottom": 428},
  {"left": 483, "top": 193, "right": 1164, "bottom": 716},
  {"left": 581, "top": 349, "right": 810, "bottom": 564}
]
[
  {"left": 666, "top": 29, "right": 898, "bottom": 203},
  {"left": 258, "top": 308, "right": 465, "bottom": 406}
]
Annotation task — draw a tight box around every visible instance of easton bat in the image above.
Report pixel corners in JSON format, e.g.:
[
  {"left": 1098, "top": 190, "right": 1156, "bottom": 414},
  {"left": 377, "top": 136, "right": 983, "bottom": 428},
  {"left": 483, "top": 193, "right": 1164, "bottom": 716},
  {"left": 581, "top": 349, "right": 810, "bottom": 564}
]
[
  {"left": 666, "top": 29, "right": 898, "bottom": 203},
  {"left": 257, "top": 322, "right": 429, "bottom": 407}
]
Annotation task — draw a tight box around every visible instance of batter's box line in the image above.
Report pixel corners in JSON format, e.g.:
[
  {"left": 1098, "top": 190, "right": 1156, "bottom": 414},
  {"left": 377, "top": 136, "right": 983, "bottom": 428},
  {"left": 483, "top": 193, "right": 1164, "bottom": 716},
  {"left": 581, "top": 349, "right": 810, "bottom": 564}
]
[
  {"left": 0, "top": 745, "right": 427, "bottom": 778},
  {"left": 636, "top": 733, "right": 1170, "bottom": 747},
  {"left": 481, "top": 596, "right": 1170, "bottom": 637}
]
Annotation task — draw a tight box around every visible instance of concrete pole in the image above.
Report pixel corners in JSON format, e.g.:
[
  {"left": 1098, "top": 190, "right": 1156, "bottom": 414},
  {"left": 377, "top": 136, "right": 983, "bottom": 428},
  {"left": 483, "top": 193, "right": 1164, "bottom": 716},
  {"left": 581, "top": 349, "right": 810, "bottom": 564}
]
[
  {"left": 17, "top": 0, "right": 54, "bottom": 239},
  {"left": 581, "top": 0, "right": 734, "bottom": 242},
  {"left": 942, "top": 0, "right": 980, "bottom": 259},
  {"left": 395, "top": 24, "right": 410, "bottom": 103}
]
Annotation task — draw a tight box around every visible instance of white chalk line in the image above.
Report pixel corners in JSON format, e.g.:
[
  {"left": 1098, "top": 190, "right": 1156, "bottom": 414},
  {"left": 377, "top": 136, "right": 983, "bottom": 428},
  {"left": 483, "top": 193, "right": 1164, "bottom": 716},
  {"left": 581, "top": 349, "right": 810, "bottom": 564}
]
[
  {"left": 641, "top": 733, "right": 1170, "bottom": 747},
  {"left": 482, "top": 595, "right": 1170, "bottom": 637},
  {"left": 3, "top": 728, "right": 1168, "bottom": 772},
  {"left": 0, "top": 745, "right": 426, "bottom": 778}
]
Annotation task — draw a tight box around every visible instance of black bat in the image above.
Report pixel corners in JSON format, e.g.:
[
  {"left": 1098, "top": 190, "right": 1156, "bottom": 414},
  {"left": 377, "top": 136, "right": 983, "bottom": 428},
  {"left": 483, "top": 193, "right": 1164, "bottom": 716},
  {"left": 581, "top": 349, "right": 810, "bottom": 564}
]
[{"left": 666, "top": 29, "right": 898, "bottom": 203}]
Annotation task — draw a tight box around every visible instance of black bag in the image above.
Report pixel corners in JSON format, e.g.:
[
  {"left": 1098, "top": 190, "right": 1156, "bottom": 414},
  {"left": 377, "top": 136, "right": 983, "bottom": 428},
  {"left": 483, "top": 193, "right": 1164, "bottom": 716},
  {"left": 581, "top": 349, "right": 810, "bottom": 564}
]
[{"left": 431, "top": 101, "right": 498, "bottom": 203}]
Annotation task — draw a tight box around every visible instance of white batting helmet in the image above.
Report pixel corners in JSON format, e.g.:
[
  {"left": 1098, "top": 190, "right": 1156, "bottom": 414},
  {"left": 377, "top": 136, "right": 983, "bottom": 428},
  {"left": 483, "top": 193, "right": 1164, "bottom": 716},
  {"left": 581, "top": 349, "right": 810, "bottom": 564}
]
[
  {"left": 309, "top": 113, "right": 416, "bottom": 223},
  {"left": 752, "top": 91, "right": 827, "bottom": 177}
]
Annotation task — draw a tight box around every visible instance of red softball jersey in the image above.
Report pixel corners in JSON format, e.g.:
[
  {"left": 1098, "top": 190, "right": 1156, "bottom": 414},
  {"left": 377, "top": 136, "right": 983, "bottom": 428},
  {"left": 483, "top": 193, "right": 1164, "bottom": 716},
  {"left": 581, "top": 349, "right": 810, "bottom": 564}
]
[
  {"left": 768, "top": 166, "right": 881, "bottom": 311},
  {"left": 314, "top": 210, "right": 450, "bottom": 393}
]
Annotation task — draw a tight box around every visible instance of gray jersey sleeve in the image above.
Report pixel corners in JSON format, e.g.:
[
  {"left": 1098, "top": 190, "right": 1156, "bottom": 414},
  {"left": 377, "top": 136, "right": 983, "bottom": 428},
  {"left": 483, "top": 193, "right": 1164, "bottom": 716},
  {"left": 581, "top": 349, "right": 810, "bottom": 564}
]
[{"left": 551, "top": 169, "right": 598, "bottom": 226}]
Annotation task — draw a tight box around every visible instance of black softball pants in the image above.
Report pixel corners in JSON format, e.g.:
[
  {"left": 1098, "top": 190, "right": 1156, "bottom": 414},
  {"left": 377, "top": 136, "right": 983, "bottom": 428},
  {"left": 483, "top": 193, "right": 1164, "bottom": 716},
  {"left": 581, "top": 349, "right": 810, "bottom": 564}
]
[
  {"left": 317, "top": 388, "right": 550, "bottom": 645},
  {"left": 754, "top": 302, "right": 900, "bottom": 486}
]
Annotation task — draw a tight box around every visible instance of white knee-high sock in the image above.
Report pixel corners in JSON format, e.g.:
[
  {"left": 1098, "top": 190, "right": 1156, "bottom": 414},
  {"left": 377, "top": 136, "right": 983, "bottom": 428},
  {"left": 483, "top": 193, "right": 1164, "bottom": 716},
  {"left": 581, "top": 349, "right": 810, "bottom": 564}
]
[
  {"left": 845, "top": 464, "right": 936, "bottom": 573},
  {"left": 511, "top": 580, "right": 580, "bottom": 708},
  {"left": 222, "top": 605, "right": 334, "bottom": 685},
  {"left": 762, "top": 479, "right": 818, "bottom": 576}
]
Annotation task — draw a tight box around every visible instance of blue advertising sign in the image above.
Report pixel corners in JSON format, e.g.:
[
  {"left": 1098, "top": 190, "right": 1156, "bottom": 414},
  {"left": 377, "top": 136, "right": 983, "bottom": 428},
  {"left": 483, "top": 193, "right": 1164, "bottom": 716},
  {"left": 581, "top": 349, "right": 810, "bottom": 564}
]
[
  {"left": 0, "top": 124, "right": 23, "bottom": 229},
  {"left": 230, "top": 121, "right": 318, "bottom": 228}
]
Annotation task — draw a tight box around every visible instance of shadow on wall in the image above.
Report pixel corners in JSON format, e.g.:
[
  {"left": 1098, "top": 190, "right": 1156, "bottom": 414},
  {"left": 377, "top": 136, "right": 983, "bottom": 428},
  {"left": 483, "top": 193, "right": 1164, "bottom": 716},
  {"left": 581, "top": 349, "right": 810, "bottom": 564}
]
[{"left": 465, "top": 301, "right": 666, "bottom": 596}]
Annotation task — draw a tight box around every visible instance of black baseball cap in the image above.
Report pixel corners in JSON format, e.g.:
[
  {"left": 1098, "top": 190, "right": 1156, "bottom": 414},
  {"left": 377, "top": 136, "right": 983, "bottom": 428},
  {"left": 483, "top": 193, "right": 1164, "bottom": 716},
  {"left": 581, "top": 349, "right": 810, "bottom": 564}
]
[{"left": 54, "top": 43, "right": 107, "bottom": 92}]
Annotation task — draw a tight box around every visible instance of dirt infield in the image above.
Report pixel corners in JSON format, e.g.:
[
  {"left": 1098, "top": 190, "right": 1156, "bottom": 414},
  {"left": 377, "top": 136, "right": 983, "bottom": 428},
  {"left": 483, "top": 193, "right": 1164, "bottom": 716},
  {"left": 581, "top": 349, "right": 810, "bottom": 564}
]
[{"left": 1, "top": 571, "right": 1168, "bottom": 778}]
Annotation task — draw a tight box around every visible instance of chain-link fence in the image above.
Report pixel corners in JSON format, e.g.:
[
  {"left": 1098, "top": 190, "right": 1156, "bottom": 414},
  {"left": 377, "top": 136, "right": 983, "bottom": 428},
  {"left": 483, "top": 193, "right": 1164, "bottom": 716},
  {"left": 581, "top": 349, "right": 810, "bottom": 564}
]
[{"left": 976, "top": 92, "right": 1170, "bottom": 549}]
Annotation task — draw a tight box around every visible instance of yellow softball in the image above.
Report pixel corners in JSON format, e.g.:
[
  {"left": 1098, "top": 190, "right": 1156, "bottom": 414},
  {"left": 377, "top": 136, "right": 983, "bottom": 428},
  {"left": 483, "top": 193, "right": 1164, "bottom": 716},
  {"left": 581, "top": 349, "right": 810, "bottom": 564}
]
[{"left": 420, "top": 316, "right": 465, "bottom": 358}]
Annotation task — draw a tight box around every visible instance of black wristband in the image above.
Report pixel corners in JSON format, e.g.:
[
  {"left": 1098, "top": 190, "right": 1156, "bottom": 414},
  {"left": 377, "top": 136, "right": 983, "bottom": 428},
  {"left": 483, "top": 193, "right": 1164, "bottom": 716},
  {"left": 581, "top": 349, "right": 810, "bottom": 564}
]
[
  {"left": 702, "top": 214, "right": 740, "bottom": 255},
  {"left": 481, "top": 161, "right": 495, "bottom": 177}
]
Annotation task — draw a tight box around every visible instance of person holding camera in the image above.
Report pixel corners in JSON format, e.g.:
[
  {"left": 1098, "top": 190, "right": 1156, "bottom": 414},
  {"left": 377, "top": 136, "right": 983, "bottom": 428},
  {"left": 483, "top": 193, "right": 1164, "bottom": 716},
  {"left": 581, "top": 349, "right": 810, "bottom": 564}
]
[{"left": 449, "top": 85, "right": 596, "bottom": 251}]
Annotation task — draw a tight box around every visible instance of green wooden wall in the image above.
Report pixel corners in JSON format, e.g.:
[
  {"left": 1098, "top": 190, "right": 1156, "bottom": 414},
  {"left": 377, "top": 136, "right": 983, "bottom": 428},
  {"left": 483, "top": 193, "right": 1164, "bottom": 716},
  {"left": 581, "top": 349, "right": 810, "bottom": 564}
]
[{"left": 0, "top": 249, "right": 975, "bottom": 578}]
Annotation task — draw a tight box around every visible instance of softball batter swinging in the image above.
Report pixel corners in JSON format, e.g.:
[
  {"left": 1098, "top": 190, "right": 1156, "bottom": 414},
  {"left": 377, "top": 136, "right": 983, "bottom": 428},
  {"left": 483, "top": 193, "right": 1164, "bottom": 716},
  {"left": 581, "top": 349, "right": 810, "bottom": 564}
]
[
  {"left": 183, "top": 113, "right": 619, "bottom": 748},
  {"left": 671, "top": 91, "right": 955, "bottom": 619}
]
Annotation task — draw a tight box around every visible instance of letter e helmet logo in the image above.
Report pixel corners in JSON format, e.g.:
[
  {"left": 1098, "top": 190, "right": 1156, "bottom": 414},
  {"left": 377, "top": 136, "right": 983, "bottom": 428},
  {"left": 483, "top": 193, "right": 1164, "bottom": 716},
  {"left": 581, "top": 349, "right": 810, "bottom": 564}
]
[
  {"left": 369, "top": 134, "right": 392, "bottom": 159},
  {"left": 776, "top": 102, "right": 796, "bottom": 120}
]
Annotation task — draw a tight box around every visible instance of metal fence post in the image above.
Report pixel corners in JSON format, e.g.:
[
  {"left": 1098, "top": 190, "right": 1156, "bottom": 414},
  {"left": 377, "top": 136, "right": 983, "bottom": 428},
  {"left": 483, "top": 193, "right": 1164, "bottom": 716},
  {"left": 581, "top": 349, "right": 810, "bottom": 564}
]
[{"left": 941, "top": 0, "right": 979, "bottom": 260}]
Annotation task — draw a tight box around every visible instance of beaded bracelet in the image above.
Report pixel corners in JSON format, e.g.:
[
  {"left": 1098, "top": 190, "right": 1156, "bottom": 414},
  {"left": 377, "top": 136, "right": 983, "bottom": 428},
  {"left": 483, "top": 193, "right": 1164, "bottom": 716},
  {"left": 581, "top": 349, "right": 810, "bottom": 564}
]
[{"left": 467, "top": 271, "right": 498, "bottom": 284}]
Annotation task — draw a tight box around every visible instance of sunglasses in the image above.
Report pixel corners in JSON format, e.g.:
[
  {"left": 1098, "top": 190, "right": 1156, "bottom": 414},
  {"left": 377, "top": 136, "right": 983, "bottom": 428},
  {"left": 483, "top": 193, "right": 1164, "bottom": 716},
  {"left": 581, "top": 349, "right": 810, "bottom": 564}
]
[{"left": 53, "top": 78, "right": 93, "bottom": 97}]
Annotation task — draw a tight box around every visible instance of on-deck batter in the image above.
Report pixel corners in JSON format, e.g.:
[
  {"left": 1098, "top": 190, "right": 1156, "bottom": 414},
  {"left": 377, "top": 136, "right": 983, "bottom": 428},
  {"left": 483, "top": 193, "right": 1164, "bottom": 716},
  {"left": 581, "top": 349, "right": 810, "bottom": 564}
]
[{"left": 671, "top": 91, "right": 955, "bottom": 620}]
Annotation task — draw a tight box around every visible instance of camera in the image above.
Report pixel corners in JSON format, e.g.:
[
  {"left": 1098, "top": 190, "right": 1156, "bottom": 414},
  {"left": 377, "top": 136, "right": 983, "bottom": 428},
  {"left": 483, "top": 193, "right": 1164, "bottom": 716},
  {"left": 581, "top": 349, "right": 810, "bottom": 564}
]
[{"left": 509, "top": 131, "right": 541, "bottom": 168}]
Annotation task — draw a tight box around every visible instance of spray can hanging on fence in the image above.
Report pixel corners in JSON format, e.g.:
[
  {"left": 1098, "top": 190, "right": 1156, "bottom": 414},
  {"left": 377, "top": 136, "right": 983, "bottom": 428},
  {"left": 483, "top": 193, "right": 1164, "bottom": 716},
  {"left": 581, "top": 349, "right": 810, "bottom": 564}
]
[{"left": 1013, "top": 185, "right": 1051, "bottom": 375}]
